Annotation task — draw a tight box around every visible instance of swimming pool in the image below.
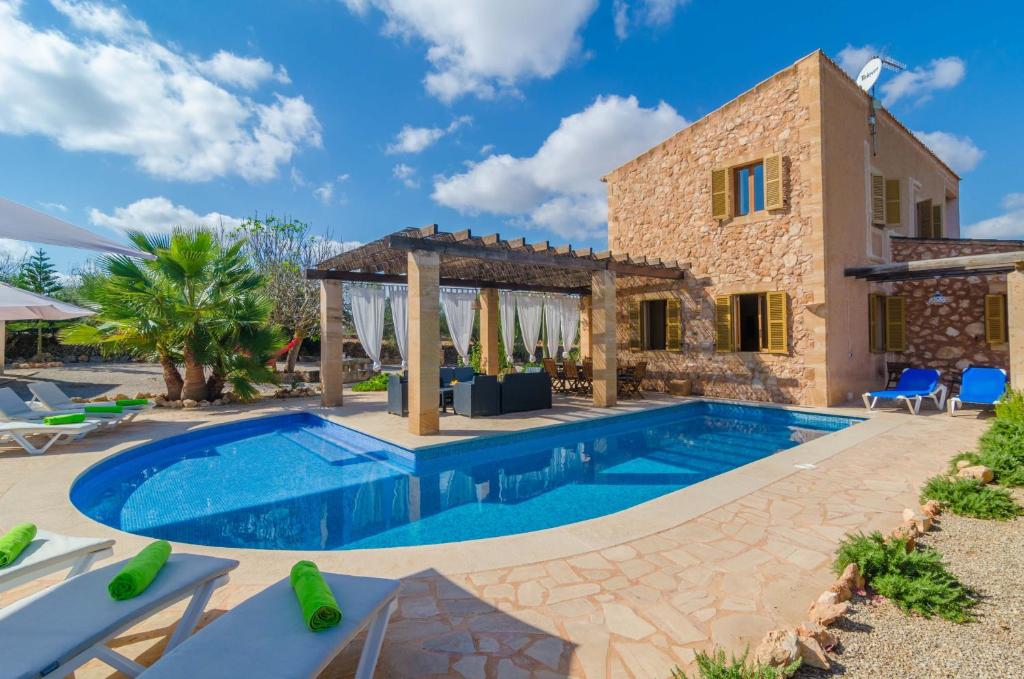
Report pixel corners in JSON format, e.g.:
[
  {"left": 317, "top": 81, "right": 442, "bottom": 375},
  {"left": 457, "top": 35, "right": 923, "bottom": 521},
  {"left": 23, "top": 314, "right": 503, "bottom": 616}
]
[{"left": 70, "top": 402, "right": 860, "bottom": 550}]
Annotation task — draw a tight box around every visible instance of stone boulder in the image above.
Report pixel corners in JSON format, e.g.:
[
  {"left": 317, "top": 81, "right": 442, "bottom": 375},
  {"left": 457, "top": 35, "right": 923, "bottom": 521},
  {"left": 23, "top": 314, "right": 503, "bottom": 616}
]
[
  {"left": 836, "top": 562, "right": 865, "bottom": 593},
  {"left": 807, "top": 598, "right": 849, "bottom": 626},
  {"left": 754, "top": 629, "right": 799, "bottom": 670},
  {"left": 182, "top": 399, "right": 199, "bottom": 408},
  {"left": 902, "top": 508, "right": 932, "bottom": 533},
  {"left": 796, "top": 635, "right": 830, "bottom": 670},
  {"left": 920, "top": 500, "right": 942, "bottom": 518},
  {"left": 957, "top": 465, "right": 994, "bottom": 483},
  {"left": 955, "top": 459, "right": 972, "bottom": 471},
  {"left": 795, "top": 621, "right": 836, "bottom": 650}
]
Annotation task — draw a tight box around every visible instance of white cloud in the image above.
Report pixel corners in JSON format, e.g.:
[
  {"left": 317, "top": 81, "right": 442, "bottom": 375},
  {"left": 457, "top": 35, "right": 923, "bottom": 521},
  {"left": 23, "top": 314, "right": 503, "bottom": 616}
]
[
  {"left": 612, "top": 0, "right": 689, "bottom": 39},
  {"left": 963, "top": 195, "right": 1024, "bottom": 240},
  {"left": 882, "top": 57, "right": 965, "bottom": 106},
  {"left": 39, "top": 201, "right": 68, "bottom": 212},
  {"left": 0, "top": 1, "right": 320, "bottom": 182},
  {"left": 479, "top": 143, "right": 494, "bottom": 155},
  {"left": 89, "top": 197, "right": 242, "bottom": 234},
  {"left": 836, "top": 44, "right": 878, "bottom": 77},
  {"left": 913, "top": 130, "right": 983, "bottom": 174},
  {"left": 432, "top": 94, "right": 686, "bottom": 239},
  {"left": 0, "top": 238, "right": 32, "bottom": 260},
  {"left": 613, "top": 0, "right": 629, "bottom": 39},
  {"left": 194, "top": 50, "right": 290, "bottom": 90},
  {"left": 342, "top": 0, "right": 598, "bottom": 102},
  {"left": 1002, "top": 193, "right": 1024, "bottom": 211},
  {"left": 337, "top": 173, "right": 350, "bottom": 182},
  {"left": 313, "top": 183, "right": 334, "bottom": 204},
  {"left": 386, "top": 115, "right": 471, "bottom": 154},
  {"left": 392, "top": 163, "right": 419, "bottom": 188}
]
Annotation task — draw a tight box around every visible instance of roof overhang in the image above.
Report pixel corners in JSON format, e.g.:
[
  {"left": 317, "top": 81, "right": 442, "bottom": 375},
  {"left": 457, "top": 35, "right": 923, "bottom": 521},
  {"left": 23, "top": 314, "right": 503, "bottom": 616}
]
[{"left": 845, "top": 249, "right": 1024, "bottom": 282}]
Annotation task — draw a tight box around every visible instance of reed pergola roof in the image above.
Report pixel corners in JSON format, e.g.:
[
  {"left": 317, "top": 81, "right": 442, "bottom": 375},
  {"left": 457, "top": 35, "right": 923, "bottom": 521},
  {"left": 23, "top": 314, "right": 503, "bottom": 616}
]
[
  {"left": 308, "top": 225, "right": 688, "bottom": 294},
  {"left": 845, "top": 249, "right": 1024, "bottom": 282}
]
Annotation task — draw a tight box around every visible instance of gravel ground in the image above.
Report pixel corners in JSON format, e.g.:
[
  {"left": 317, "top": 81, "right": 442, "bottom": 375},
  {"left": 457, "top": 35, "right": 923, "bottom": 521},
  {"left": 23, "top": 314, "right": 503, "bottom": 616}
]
[{"left": 799, "top": 490, "right": 1024, "bottom": 679}]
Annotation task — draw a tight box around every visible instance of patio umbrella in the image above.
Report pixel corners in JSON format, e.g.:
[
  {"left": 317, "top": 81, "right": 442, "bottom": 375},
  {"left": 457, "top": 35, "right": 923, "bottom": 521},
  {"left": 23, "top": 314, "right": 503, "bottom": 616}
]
[
  {"left": 0, "top": 283, "right": 96, "bottom": 374},
  {"left": 0, "top": 197, "right": 153, "bottom": 260}
]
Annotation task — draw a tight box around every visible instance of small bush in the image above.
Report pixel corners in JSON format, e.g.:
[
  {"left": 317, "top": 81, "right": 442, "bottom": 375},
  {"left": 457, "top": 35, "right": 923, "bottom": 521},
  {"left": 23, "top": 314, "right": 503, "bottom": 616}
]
[
  {"left": 671, "top": 650, "right": 799, "bottom": 679},
  {"left": 351, "top": 373, "right": 389, "bottom": 392},
  {"left": 833, "top": 531, "right": 975, "bottom": 622},
  {"left": 975, "top": 389, "right": 1024, "bottom": 486},
  {"left": 920, "top": 476, "right": 1022, "bottom": 520}
]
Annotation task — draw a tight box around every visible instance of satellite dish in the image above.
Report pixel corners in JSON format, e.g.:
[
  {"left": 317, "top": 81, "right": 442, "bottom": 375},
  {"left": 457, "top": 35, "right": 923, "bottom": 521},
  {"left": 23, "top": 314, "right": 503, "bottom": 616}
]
[{"left": 856, "top": 57, "right": 882, "bottom": 92}]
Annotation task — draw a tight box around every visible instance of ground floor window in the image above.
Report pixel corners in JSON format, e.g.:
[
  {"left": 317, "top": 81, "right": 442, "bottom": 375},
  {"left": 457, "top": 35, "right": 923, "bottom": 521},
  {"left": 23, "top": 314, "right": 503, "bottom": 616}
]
[
  {"left": 985, "top": 294, "right": 1008, "bottom": 344},
  {"left": 629, "top": 298, "right": 682, "bottom": 351},
  {"left": 868, "top": 293, "right": 906, "bottom": 352},
  {"left": 715, "top": 291, "right": 788, "bottom": 353}
]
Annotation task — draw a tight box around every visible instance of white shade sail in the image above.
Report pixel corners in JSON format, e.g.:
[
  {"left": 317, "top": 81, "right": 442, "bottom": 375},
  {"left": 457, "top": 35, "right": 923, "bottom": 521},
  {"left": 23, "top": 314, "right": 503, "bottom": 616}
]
[
  {"left": 0, "top": 283, "right": 95, "bottom": 321},
  {"left": 559, "top": 296, "right": 580, "bottom": 352},
  {"left": 0, "top": 197, "right": 153, "bottom": 259},
  {"left": 499, "top": 291, "right": 517, "bottom": 361},
  {"left": 386, "top": 285, "right": 408, "bottom": 369},
  {"left": 515, "top": 293, "right": 543, "bottom": 362},
  {"left": 441, "top": 289, "right": 477, "bottom": 365},
  {"left": 348, "top": 284, "right": 386, "bottom": 370},
  {"left": 543, "top": 296, "right": 561, "bottom": 360}
]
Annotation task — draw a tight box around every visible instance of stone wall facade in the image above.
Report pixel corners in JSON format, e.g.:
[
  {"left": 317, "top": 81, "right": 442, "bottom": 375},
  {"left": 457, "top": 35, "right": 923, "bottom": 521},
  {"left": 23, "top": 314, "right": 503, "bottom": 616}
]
[{"left": 889, "top": 237, "right": 1021, "bottom": 380}]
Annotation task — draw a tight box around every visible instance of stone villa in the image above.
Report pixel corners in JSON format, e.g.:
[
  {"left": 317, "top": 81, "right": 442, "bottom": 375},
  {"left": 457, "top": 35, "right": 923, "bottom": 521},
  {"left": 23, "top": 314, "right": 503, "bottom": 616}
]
[{"left": 605, "top": 49, "right": 1015, "bottom": 406}]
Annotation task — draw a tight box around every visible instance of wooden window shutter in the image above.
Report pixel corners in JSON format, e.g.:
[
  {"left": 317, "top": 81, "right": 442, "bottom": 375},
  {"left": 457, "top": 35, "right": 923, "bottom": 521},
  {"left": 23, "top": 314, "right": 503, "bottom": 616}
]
[
  {"left": 764, "top": 154, "right": 784, "bottom": 210},
  {"left": 629, "top": 300, "right": 641, "bottom": 352},
  {"left": 885, "top": 296, "right": 907, "bottom": 352},
  {"left": 711, "top": 168, "right": 731, "bottom": 220},
  {"left": 932, "top": 204, "right": 944, "bottom": 238},
  {"left": 985, "top": 294, "right": 1007, "bottom": 344},
  {"left": 917, "top": 200, "right": 933, "bottom": 238},
  {"left": 870, "top": 174, "right": 885, "bottom": 225},
  {"left": 885, "top": 179, "right": 901, "bottom": 226},
  {"left": 765, "top": 292, "right": 788, "bottom": 354},
  {"left": 868, "top": 292, "right": 883, "bottom": 353},
  {"left": 666, "top": 298, "right": 682, "bottom": 351},
  {"left": 714, "top": 295, "right": 734, "bottom": 352}
]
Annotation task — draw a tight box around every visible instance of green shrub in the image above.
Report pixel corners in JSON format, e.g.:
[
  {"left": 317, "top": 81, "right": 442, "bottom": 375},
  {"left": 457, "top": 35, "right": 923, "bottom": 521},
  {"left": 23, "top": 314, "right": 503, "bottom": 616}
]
[
  {"left": 920, "top": 476, "right": 1022, "bottom": 520},
  {"left": 833, "top": 532, "right": 975, "bottom": 622},
  {"left": 671, "top": 650, "right": 799, "bottom": 679},
  {"left": 975, "top": 389, "right": 1024, "bottom": 486},
  {"left": 351, "top": 372, "right": 389, "bottom": 392},
  {"left": 946, "top": 451, "right": 980, "bottom": 475}
]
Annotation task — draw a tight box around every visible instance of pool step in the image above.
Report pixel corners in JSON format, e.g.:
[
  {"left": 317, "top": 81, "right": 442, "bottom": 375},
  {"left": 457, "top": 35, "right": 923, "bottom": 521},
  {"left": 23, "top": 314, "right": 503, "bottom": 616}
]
[{"left": 279, "top": 428, "right": 371, "bottom": 465}]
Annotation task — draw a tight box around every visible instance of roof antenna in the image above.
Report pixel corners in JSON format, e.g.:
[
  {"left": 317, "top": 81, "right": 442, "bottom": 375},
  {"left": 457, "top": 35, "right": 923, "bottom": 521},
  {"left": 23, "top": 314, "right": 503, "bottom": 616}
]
[{"left": 856, "top": 55, "right": 906, "bottom": 156}]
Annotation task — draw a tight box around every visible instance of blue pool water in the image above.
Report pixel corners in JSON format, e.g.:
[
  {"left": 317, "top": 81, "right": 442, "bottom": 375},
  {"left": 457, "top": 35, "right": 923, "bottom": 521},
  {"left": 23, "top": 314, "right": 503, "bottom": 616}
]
[{"left": 70, "top": 403, "right": 860, "bottom": 550}]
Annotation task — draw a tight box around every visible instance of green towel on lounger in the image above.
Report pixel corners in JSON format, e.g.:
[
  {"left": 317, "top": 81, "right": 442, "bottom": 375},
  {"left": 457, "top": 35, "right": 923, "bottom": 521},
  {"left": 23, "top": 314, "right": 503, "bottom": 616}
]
[
  {"left": 0, "top": 523, "right": 37, "bottom": 568},
  {"left": 290, "top": 560, "right": 342, "bottom": 631},
  {"left": 85, "top": 405, "right": 123, "bottom": 414},
  {"left": 43, "top": 413, "right": 85, "bottom": 425},
  {"left": 116, "top": 399, "right": 149, "bottom": 407},
  {"left": 108, "top": 540, "right": 171, "bottom": 600}
]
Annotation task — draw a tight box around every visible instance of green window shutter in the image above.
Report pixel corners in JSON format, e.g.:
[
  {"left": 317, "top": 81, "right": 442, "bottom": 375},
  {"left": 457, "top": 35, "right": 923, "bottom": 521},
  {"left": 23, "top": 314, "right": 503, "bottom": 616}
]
[
  {"left": 868, "top": 293, "right": 883, "bottom": 353},
  {"left": 885, "top": 296, "right": 907, "bottom": 352},
  {"left": 711, "top": 168, "right": 731, "bottom": 220},
  {"left": 629, "top": 300, "right": 641, "bottom": 352},
  {"left": 764, "top": 154, "right": 784, "bottom": 210},
  {"left": 871, "top": 174, "right": 885, "bottom": 225},
  {"left": 715, "top": 295, "right": 734, "bottom": 352},
  {"left": 666, "top": 298, "right": 682, "bottom": 351},
  {"left": 885, "top": 179, "right": 901, "bottom": 226},
  {"left": 932, "top": 204, "right": 944, "bottom": 238},
  {"left": 765, "top": 292, "right": 788, "bottom": 354},
  {"left": 985, "top": 294, "right": 1007, "bottom": 344},
  {"left": 917, "top": 200, "right": 933, "bottom": 238}
]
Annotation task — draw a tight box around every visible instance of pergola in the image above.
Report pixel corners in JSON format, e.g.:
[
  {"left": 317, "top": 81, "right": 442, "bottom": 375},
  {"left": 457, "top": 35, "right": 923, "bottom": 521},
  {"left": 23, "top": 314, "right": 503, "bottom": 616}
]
[
  {"left": 308, "top": 225, "right": 688, "bottom": 435},
  {"left": 846, "top": 248, "right": 1024, "bottom": 390}
]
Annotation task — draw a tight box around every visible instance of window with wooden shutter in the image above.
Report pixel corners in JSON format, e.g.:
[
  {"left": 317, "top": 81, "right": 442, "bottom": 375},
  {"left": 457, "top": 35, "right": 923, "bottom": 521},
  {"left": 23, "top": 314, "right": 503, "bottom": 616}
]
[
  {"left": 884, "top": 296, "right": 907, "bottom": 352},
  {"left": 711, "top": 168, "right": 730, "bottom": 220},
  {"left": 764, "top": 291, "right": 788, "bottom": 354},
  {"left": 917, "top": 200, "right": 933, "bottom": 238},
  {"left": 715, "top": 295, "right": 734, "bottom": 352},
  {"left": 629, "top": 300, "right": 641, "bottom": 352},
  {"left": 870, "top": 174, "right": 885, "bottom": 226},
  {"left": 932, "top": 204, "right": 944, "bottom": 238},
  {"left": 666, "top": 298, "right": 682, "bottom": 351},
  {"left": 985, "top": 294, "right": 1007, "bottom": 344},
  {"left": 868, "top": 293, "right": 884, "bottom": 353},
  {"left": 764, "top": 154, "right": 784, "bottom": 210},
  {"left": 885, "top": 179, "right": 901, "bottom": 226}
]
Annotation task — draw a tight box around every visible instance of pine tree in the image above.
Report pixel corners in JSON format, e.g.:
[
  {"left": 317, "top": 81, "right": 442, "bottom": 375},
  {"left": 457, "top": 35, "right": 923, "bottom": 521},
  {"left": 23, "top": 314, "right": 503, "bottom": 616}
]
[{"left": 17, "top": 249, "right": 62, "bottom": 358}]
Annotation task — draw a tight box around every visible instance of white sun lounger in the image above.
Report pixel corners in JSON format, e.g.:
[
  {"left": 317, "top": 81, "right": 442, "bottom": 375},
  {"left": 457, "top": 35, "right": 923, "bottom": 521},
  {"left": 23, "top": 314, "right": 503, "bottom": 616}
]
[
  {"left": 0, "top": 529, "right": 115, "bottom": 596},
  {"left": 29, "top": 382, "right": 153, "bottom": 423},
  {"left": 140, "top": 573, "right": 400, "bottom": 679},
  {"left": 0, "top": 420, "right": 99, "bottom": 454},
  {"left": 0, "top": 553, "right": 238, "bottom": 679},
  {"left": 0, "top": 387, "right": 122, "bottom": 429}
]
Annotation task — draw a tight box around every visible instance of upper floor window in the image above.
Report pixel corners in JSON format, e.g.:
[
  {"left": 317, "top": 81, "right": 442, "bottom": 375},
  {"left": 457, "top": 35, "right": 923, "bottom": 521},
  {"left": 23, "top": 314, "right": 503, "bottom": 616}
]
[{"left": 734, "top": 162, "right": 765, "bottom": 216}]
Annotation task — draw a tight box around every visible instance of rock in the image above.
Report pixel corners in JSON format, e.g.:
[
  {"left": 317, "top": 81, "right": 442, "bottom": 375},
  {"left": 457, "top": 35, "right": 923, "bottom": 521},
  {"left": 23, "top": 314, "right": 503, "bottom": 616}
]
[
  {"left": 921, "top": 500, "right": 942, "bottom": 517},
  {"left": 902, "top": 509, "right": 932, "bottom": 533},
  {"left": 113, "top": 393, "right": 129, "bottom": 402},
  {"left": 795, "top": 635, "right": 830, "bottom": 670},
  {"left": 807, "top": 600, "right": 849, "bottom": 626},
  {"left": 795, "top": 621, "right": 836, "bottom": 650},
  {"left": 754, "top": 629, "right": 799, "bottom": 669},
  {"left": 956, "top": 460, "right": 972, "bottom": 471},
  {"left": 815, "top": 590, "right": 838, "bottom": 607},
  {"left": 836, "top": 563, "right": 865, "bottom": 593},
  {"left": 891, "top": 520, "right": 921, "bottom": 541},
  {"left": 92, "top": 395, "right": 109, "bottom": 402},
  {"left": 958, "top": 465, "right": 994, "bottom": 483},
  {"left": 78, "top": 354, "right": 89, "bottom": 362},
  {"left": 212, "top": 399, "right": 224, "bottom": 406},
  {"left": 134, "top": 392, "right": 147, "bottom": 400},
  {"left": 182, "top": 399, "right": 199, "bottom": 408},
  {"left": 199, "top": 400, "right": 210, "bottom": 407},
  {"left": 827, "top": 580, "right": 851, "bottom": 603},
  {"left": 70, "top": 396, "right": 88, "bottom": 403}
]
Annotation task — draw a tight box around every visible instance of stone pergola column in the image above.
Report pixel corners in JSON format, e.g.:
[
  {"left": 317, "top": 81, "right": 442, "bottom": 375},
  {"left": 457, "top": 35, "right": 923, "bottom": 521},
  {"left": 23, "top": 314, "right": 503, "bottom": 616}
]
[
  {"left": 1009, "top": 265, "right": 1024, "bottom": 391},
  {"left": 408, "top": 250, "right": 441, "bottom": 435},
  {"left": 319, "top": 280, "right": 344, "bottom": 407},
  {"left": 591, "top": 271, "right": 617, "bottom": 407},
  {"left": 479, "top": 288, "right": 500, "bottom": 376},
  {"left": 579, "top": 295, "right": 592, "bottom": 360}
]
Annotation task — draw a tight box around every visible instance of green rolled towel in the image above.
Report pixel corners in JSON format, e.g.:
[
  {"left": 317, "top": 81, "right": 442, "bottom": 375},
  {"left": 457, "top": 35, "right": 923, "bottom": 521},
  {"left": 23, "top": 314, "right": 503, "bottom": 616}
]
[
  {"left": 43, "top": 413, "right": 85, "bottom": 425},
  {"left": 107, "top": 540, "right": 172, "bottom": 600},
  {"left": 0, "top": 523, "right": 37, "bottom": 568},
  {"left": 116, "top": 399, "right": 149, "bottom": 407},
  {"left": 85, "top": 405, "right": 124, "bottom": 414},
  {"left": 290, "top": 560, "right": 342, "bottom": 631}
]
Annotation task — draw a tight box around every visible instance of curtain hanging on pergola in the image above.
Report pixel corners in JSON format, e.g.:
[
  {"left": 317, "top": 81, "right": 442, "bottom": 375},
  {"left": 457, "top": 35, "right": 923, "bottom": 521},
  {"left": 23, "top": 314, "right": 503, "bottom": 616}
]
[
  {"left": 499, "top": 290, "right": 517, "bottom": 362},
  {"left": 441, "top": 289, "right": 477, "bottom": 365},
  {"left": 386, "top": 285, "right": 408, "bottom": 369},
  {"left": 543, "top": 295, "right": 562, "bottom": 360},
  {"left": 348, "top": 284, "right": 385, "bottom": 370},
  {"left": 515, "top": 292, "right": 543, "bottom": 362},
  {"left": 559, "top": 296, "right": 580, "bottom": 352}
]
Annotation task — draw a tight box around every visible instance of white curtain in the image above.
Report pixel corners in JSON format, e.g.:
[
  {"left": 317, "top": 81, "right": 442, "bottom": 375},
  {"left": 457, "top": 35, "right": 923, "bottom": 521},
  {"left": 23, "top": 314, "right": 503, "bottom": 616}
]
[
  {"left": 515, "top": 293, "right": 543, "bottom": 362},
  {"left": 349, "top": 284, "right": 385, "bottom": 370},
  {"left": 386, "top": 286, "right": 408, "bottom": 369},
  {"left": 543, "top": 296, "right": 562, "bottom": 359},
  {"left": 441, "top": 289, "right": 477, "bottom": 365},
  {"left": 560, "top": 296, "right": 580, "bottom": 352},
  {"left": 499, "top": 291, "right": 517, "bottom": 361}
]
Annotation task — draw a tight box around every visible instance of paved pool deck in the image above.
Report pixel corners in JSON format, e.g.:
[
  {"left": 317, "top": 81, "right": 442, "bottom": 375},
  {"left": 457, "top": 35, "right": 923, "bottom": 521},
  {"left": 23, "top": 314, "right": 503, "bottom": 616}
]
[{"left": 0, "top": 389, "right": 990, "bottom": 678}]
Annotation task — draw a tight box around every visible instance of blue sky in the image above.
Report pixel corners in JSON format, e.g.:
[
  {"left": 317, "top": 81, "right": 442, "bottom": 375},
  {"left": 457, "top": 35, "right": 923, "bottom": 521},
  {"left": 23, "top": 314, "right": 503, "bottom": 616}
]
[{"left": 1, "top": 0, "right": 1021, "bottom": 274}]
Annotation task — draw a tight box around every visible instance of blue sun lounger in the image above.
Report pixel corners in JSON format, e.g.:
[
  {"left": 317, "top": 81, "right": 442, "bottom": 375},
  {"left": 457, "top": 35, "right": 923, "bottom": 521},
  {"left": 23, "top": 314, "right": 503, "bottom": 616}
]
[
  {"left": 948, "top": 366, "right": 1007, "bottom": 415},
  {"left": 862, "top": 367, "right": 946, "bottom": 415}
]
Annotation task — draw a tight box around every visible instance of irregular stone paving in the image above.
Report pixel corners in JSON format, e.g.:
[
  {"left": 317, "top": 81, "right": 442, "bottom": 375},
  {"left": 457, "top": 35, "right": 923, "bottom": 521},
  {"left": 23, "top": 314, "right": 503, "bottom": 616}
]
[{"left": 1, "top": 413, "right": 987, "bottom": 679}]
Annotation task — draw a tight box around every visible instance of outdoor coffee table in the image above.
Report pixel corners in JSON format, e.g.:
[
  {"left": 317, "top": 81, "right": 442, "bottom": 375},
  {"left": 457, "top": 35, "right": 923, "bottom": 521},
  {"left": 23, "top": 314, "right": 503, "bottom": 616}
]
[{"left": 439, "top": 387, "right": 454, "bottom": 412}]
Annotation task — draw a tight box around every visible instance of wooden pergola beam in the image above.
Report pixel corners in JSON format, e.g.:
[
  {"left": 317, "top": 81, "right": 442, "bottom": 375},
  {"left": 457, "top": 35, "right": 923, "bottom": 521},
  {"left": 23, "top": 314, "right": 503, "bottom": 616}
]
[
  {"left": 846, "top": 249, "right": 1024, "bottom": 279},
  {"left": 305, "top": 269, "right": 590, "bottom": 295}
]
